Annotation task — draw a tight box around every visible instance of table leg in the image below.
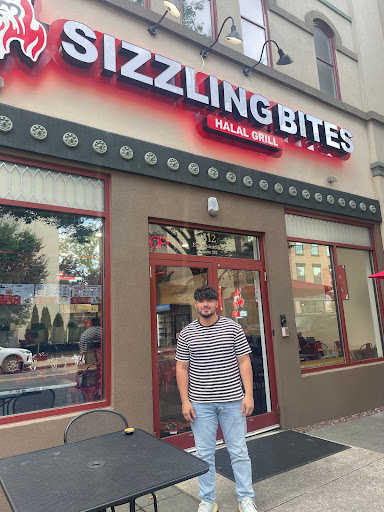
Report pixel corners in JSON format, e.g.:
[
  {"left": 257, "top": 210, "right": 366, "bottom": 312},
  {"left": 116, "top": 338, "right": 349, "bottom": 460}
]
[{"left": 129, "top": 499, "right": 135, "bottom": 511}]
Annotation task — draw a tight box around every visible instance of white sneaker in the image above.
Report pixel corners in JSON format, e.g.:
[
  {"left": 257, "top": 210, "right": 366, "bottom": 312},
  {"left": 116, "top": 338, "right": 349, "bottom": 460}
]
[
  {"left": 238, "top": 497, "right": 258, "bottom": 512},
  {"left": 197, "top": 500, "right": 218, "bottom": 512}
]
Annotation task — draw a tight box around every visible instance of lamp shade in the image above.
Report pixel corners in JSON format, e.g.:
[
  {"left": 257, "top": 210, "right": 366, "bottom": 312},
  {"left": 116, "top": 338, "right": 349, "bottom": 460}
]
[
  {"left": 225, "top": 24, "right": 242, "bottom": 45},
  {"left": 163, "top": 0, "right": 180, "bottom": 17},
  {"left": 276, "top": 48, "right": 293, "bottom": 65}
]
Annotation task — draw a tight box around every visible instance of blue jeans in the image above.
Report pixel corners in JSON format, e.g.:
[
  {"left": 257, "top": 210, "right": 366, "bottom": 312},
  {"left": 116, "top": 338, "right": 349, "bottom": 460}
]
[{"left": 191, "top": 400, "right": 254, "bottom": 502}]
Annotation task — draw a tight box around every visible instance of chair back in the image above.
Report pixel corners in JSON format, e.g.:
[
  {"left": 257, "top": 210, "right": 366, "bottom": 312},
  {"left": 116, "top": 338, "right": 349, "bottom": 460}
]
[
  {"left": 64, "top": 409, "right": 128, "bottom": 444},
  {"left": 12, "top": 390, "right": 55, "bottom": 414}
]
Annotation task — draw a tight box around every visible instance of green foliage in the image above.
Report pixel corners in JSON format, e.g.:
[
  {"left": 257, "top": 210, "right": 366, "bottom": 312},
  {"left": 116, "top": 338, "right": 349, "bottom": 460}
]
[
  {"left": 59, "top": 232, "right": 102, "bottom": 285},
  {"left": 182, "top": 0, "right": 212, "bottom": 38},
  {"left": 0, "top": 220, "right": 48, "bottom": 327},
  {"left": 52, "top": 313, "right": 64, "bottom": 328},
  {"left": 31, "top": 305, "right": 39, "bottom": 326},
  {"left": 40, "top": 306, "right": 52, "bottom": 330},
  {"left": 0, "top": 207, "right": 97, "bottom": 244}
]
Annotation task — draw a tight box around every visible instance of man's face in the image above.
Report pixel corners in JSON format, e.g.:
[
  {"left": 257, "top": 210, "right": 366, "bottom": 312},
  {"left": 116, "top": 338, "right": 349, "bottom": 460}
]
[{"left": 194, "top": 298, "right": 218, "bottom": 319}]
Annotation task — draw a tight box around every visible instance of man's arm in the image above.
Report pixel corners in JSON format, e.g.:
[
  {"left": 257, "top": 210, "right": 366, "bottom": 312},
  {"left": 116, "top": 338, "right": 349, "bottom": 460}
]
[
  {"left": 176, "top": 360, "right": 196, "bottom": 423},
  {"left": 237, "top": 354, "right": 254, "bottom": 416}
]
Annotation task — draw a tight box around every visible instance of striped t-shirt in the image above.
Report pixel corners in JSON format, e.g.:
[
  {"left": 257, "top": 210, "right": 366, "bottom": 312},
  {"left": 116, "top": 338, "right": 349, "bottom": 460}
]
[{"left": 175, "top": 316, "right": 251, "bottom": 403}]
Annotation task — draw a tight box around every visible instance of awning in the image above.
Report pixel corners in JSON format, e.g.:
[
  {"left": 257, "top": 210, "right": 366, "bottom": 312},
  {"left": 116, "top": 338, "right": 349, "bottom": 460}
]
[
  {"left": 291, "top": 279, "right": 325, "bottom": 298},
  {"left": 368, "top": 271, "right": 384, "bottom": 279}
]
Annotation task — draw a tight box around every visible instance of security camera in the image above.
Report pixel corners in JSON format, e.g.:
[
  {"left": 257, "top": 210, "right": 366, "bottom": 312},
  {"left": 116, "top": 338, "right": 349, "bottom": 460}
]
[{"left": 208, "top": 197, "right": 219, "bottom": 216}]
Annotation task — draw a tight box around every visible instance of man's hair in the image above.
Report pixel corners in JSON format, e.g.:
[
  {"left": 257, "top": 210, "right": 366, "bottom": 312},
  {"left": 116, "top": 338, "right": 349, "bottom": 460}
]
[
  {"left": 194, "top": 285, "right": 219, "bottom": 301},
  {"left": 91, "top": 316, "right": 100, "bottom": 327}
]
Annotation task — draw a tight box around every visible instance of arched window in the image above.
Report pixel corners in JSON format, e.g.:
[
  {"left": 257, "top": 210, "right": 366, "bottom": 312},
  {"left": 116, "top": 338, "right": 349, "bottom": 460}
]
[
  {"left": 240, "top": 0, "right": 268, "bottom": 64},
  {"left": 314, "top": 22, "right": 340, "bottom": 99}
]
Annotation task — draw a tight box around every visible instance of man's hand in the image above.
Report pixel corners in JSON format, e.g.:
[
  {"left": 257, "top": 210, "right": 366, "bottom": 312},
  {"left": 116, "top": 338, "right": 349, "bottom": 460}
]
[
  {"left": 241, "top": 395, "right": 254, "bottom": 416},
  {"left": 182, "top": 400, "right": 196, "bottom": 423}
]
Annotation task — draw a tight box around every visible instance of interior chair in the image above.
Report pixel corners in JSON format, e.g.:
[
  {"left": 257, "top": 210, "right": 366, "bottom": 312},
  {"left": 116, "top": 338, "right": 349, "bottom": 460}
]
[
  {"left": 161, "top": 360, "right": 176, "bottom": 398},
  {"left": 359, "top": 343, "right": 375, "bottom": 359},
  {"left": 333, "top": 341, "right": 341, "bottom": 353},
  {"left": 64, "top": 409, "right": 158, "bottom": 512},
  {"left": 314, "top": 341, "right": 330, "bottom": 357},
  {"left": 12, "top": 389, "right": 55, "bottom": 414}
]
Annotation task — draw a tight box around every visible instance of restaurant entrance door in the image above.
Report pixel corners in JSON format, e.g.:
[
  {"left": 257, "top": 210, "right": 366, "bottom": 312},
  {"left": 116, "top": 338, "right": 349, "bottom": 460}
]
[{"left": 149, "top": 224, "right": 278, "bottom": 448}]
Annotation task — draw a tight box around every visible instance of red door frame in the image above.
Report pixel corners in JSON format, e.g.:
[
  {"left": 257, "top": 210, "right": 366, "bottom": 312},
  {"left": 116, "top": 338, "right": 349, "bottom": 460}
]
[{"left": 149, "top": 250, "right": 279, "bottom": 448}]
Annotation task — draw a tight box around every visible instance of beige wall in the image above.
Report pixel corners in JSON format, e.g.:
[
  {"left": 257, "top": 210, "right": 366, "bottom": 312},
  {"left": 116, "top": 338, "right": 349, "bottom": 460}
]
[{"left": 0, "top": 0, "right": 376, "bottom": 201}]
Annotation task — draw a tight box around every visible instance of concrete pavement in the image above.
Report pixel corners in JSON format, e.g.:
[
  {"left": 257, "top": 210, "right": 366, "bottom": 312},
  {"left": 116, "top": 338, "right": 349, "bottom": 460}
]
[{"left": 118, "top": 411, "right": 384, "bottom": 511}]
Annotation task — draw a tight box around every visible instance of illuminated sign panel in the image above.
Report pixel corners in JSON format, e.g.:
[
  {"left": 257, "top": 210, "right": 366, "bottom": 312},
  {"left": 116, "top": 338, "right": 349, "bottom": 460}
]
[
  {"left": 0, "top": 9, "right": 355, "bottom": 160},
  {"left": 200, "top": 115, "right": 285, "bottom": 154}
]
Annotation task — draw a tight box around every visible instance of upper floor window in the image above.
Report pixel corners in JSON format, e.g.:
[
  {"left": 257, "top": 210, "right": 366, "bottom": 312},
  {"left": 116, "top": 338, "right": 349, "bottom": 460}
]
[
  {"left": 295, "top": 242, "right": 304, "bottom": 255},
  {"left": 311, "top": 244, "right": 319, "bottom": 256},
  {"left": 130, "top": 0, "right": 214, "bottom": 37},
  {"left": 314, "top": 22, "right": 339, "bottom": 99},
  {"left": 240, "top": 0, "right": 267, "bottom": 63}
]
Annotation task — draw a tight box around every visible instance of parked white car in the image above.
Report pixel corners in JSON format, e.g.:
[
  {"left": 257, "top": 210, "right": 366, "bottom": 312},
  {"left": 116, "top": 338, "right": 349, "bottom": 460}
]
[{"left": 0, "top": 347, "right": 33, "bottom": 373}]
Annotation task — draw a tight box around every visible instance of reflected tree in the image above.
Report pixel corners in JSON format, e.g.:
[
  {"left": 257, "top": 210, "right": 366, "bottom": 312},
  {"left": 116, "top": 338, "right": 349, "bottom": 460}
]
[
  {"left": 0, "top": 207, "right": 97, "bottom": 244},
  {"left": 183, "top": 0, "right": 212, "bottom": 37},
  {"left": 0, "top": 221, "right": 48, "bottom": 335},
  {"left": 59, "top": 231, "right": 101, "bottom": 285}
]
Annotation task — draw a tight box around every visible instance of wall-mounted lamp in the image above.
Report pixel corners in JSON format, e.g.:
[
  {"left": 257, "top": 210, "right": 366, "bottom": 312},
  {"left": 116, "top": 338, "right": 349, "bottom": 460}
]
[
  {"left": 242, "top": 39, "right": 293, "bottom": 76},
  {"left": 148, "top": 0, "right": 180, "bottom": 36},
  {"left": 200, "top": 16, "right": 242, "bottom": 59}
]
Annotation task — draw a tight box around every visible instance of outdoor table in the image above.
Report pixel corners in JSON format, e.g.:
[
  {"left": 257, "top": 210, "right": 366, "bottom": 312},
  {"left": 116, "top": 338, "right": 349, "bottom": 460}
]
[
  {"left": 0, "top": 381, "right": 74, "bottom": 415},
  {"left": 0, "top": 428, "right": 208, "bottom": 512}
]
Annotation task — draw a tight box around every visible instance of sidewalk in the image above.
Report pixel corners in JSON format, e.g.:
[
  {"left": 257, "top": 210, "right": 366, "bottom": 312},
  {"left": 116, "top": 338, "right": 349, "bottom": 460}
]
[{"left": 118, "top": 411, "right": 384, "bottom": 511}]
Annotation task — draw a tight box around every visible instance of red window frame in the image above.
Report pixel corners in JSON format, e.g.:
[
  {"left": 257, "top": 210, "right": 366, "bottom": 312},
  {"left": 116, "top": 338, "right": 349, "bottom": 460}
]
[
  {"left": 0, "top": 154, "right": 112, "bottom": 426},
  {"left": 314, "top": 21, "right": 341, "bottom": 100},
  {"left": 286, "top": 209, "right": 384, "bottom": 374}
]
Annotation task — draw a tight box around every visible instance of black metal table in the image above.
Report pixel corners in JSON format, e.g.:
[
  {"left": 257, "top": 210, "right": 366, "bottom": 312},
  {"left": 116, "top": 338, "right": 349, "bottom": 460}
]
[{"left": 0, "top": 429, "right": 208, "bottom": 512}]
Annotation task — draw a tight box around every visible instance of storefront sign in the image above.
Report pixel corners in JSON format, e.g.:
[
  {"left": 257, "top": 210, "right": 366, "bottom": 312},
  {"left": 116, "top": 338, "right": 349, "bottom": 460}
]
[
  {"left": 149, "top": 224, "right": 258, "bottom": 259},
  {"left": 201, "top": 115, "right": 285, "bottom": 153},
  {"left": 0, "top": 2, "right": 354, "bottom": 160}
]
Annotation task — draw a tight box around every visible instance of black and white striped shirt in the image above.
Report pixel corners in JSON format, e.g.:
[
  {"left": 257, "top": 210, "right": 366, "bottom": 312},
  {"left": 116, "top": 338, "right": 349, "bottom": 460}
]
[{"left": 175, "top": 316, "right": 251, "bottom": 403}]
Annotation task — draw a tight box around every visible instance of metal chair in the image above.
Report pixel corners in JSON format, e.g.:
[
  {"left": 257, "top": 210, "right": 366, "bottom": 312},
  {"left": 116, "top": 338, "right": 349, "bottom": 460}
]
[
  {"left": 12, "top": 389, "right": 55, "bottom": 414},
  {"left": 64, "top": 409, "right": 128, "bottom": 444},
  {"left": 64, "top": 409, "right": 158, "bottom": 512}
]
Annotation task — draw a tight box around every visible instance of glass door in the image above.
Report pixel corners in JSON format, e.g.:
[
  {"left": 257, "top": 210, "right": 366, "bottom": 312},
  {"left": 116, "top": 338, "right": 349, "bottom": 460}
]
[
  {"left": 150, "top": 261, "right": 213, "bottom": 443},
  {"left": 215, "top": 265, "right": 277, "bottom": 433}
]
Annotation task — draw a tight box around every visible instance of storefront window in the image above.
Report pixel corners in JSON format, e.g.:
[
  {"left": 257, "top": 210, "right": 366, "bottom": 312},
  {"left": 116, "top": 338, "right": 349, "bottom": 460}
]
[
  {"left": 336, "top": 248, "right": 383, "bottom": 361},
  {"left": 289, "top": 242, "right": 344, "bottom": 369},
  {"left": 149, "top": 224, "right": 260, "bottom": 259},
  {"left": 287, "top": 215, "right": 383, "bottom": 369},
  {"left": 0, "top": 205, "right": 104, "bottom": 417}
]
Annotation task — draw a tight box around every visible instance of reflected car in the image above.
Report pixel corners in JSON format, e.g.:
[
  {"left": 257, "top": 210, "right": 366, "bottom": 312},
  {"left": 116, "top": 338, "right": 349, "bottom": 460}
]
[{"left": 0, "top": 347, "right": 33, "bottom": 373}]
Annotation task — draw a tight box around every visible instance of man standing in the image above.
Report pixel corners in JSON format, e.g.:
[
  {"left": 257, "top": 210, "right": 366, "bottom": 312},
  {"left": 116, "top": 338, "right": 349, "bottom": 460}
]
[{"left": 176, "top": 285, "right": 257, "bottom": 512}]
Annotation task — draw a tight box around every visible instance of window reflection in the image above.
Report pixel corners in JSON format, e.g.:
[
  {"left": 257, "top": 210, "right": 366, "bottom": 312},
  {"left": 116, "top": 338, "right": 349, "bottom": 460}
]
[
  {"left": 336, "top": 248, "right": 383, "bottom": 361},
  {"left": 155, "top": 265, "right": 207, "bottom": 438},
  {"left": 289, "top": 242, "right": 344, "bottom": 368},
  {"left": 0, "top": 206, "right": 104, "bottom": 416}
]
